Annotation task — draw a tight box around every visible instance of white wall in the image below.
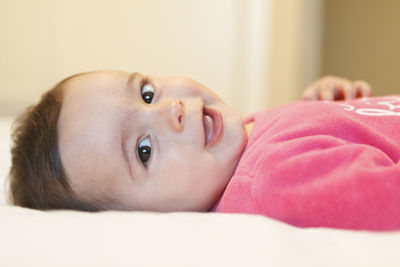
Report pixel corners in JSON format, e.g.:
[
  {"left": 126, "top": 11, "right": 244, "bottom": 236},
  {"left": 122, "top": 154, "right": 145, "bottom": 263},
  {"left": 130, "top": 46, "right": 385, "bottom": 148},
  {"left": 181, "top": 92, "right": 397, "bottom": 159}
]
[
  {"left": 0, "top": 0, "right": 274, "bottom": 117},
  {"left": 0, "top": 0, "right": 325, "bottom": 117},
  {"left": 268, "top": 0, "right": 324, "bottom": 107}
]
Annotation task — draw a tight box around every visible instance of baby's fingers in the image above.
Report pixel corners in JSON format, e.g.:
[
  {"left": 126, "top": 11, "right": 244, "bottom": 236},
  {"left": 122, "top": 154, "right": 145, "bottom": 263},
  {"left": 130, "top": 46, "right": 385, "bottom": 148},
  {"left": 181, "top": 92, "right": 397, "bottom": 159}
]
[
  {"left": 320, "top": 81, "right": 336, "bottom": 101},
  {"left": 302, "top": 82, "right": 320, "bottom": 100},
  {"left": 341, "top": 82, "right": 357, "bottom": 100},
  {"left": 353, "top": 80, "right": 372, "bottom": 98},
  {"left": 321, "top": 78, "right": 351, "bottom": 101},
  {"left": 302, "top": 76, "right": 372, "bottom": 101}
]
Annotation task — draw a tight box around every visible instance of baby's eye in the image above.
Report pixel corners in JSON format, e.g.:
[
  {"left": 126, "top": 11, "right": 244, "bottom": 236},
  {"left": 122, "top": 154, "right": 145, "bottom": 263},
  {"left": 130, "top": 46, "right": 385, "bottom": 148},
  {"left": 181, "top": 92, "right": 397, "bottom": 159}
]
[
  {"left": 141, "top": 83, "right": 154, "bottom": 104},
  {"left": 137, "top": 136, "right": 151, "bottom": 166}
]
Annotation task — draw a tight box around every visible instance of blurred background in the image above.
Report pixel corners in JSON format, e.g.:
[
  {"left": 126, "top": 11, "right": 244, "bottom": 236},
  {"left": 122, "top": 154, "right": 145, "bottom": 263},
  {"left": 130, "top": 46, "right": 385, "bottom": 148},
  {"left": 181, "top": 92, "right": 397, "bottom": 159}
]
[{"left": 0, "top": 0, "right": 399, "bottom": 117}]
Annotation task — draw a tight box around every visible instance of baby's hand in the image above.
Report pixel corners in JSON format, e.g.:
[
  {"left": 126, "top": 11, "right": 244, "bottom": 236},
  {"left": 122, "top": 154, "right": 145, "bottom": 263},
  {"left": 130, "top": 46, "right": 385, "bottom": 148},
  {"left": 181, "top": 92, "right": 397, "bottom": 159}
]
[{"left": 302, "top": 76, "right": 372, "bottom": 101}]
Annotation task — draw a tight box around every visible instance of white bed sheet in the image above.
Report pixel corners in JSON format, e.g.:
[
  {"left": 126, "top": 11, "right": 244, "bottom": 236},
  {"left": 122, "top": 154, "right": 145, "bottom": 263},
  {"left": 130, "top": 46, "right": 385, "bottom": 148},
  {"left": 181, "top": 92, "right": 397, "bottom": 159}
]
[{"left": 1, "top": 116, "right": 400, "bottom": 267}]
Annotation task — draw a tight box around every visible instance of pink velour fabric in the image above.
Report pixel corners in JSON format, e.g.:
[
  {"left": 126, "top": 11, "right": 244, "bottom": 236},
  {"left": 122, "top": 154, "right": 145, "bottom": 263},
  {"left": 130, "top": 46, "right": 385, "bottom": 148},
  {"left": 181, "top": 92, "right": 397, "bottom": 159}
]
[{"left": 213, "top": 96, "right": 400, "bottom": 231}]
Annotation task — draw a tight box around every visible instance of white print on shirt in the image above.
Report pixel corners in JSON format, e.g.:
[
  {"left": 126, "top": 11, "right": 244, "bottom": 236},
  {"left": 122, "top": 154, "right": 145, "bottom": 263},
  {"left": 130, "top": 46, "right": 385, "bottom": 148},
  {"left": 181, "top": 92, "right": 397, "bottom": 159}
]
[{"left": 324, "top": 96, "right": 400, "bottom": 117}]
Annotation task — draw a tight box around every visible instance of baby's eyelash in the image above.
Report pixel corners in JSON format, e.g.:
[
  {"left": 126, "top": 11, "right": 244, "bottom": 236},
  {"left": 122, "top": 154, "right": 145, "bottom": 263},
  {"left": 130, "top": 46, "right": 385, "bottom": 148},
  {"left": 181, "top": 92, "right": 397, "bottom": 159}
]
[{"left": 139, "top": 77, "right": 151, "bottom": 91}]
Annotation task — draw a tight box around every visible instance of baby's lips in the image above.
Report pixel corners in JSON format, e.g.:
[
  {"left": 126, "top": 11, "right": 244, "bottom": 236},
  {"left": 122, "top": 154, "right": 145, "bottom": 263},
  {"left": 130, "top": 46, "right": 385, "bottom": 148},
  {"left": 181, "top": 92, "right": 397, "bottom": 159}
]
[{"left": 203, "top": 106, "right": 223, "bottom": 148}]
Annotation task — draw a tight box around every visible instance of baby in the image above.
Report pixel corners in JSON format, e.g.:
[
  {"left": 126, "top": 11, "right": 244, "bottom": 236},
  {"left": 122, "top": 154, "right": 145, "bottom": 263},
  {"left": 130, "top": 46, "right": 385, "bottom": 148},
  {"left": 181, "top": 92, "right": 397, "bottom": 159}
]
[{"left": 8, "top": 70, "right": 400, "bottom": 230}]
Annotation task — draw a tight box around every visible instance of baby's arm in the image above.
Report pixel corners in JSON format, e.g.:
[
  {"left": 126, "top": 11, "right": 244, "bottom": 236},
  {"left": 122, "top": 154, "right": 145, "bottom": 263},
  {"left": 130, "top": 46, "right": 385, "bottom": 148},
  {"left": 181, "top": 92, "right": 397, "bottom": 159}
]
[{"left": 302, "top": 75, "right": 372, "bottom": 101}]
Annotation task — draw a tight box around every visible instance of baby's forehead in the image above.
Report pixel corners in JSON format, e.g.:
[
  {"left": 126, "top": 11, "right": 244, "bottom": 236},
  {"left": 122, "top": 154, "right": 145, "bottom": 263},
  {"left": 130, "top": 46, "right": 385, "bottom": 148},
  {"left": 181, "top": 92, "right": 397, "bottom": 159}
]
[
  {"left": 57, "top": 70, "right": 132, "bottom": 204},
  {"left": 62, "top": 70, "right": 128, "bottom": 96},
  {"left": 59, "top": 71, "right": 130, "bottom": 127}
]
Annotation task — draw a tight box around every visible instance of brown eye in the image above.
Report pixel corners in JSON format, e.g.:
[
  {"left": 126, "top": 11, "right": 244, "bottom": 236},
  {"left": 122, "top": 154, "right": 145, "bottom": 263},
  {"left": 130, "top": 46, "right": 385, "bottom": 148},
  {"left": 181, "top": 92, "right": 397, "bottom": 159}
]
[
  {"left": 141, "top": 84, "right": 154, "bottom": 104},
  {"left": 137, "top": 137, "right": 151, "bottom": 165}
]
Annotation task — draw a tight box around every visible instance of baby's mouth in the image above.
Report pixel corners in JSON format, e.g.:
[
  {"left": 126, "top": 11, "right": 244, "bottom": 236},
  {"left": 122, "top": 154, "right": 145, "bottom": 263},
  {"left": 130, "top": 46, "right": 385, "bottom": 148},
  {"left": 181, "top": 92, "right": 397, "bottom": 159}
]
[{"left": 203, "top": 106, "right": 223, "bottom": 148}]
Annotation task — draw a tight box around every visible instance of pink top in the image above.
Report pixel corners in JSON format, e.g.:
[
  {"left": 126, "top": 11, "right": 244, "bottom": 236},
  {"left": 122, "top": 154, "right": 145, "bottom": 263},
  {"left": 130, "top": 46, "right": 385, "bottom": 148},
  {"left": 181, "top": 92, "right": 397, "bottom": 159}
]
[{"left": 213, "top": 96, "right": 400, "bottom": 231}]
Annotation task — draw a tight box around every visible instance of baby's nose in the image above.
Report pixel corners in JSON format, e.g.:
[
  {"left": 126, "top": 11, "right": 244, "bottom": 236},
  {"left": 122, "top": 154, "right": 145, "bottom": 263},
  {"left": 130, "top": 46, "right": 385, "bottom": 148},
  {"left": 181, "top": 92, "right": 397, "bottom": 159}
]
[{"left": 157, "top": 99, "right": 184, "bottom": 132}]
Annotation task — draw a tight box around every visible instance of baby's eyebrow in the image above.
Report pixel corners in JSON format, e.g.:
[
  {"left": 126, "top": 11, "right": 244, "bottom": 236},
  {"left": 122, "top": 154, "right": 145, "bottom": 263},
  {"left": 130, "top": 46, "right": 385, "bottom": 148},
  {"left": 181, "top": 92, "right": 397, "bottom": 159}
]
[
  {"left": 121, "top": 72, "right": 142, "bottom": 181},
  {"left": 122, "top": 137, "right": 135, "bottom": 181},
  {"left": 125, "top": 72, "right": 140, "bottom": 93}
]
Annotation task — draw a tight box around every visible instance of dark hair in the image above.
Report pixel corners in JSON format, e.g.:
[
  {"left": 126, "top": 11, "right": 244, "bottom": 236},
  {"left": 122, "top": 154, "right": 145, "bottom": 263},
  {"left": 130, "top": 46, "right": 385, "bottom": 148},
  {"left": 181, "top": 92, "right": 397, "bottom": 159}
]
[{"left": 8, "top": 73, "right": 100, "bottom": 211}]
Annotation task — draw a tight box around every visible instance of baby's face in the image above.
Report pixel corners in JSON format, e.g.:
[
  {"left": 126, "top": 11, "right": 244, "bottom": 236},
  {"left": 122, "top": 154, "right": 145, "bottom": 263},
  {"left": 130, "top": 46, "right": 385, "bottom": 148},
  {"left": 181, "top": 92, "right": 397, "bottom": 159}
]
[{"left": 58, "top": 70, "right": 247, "bottom": 211}]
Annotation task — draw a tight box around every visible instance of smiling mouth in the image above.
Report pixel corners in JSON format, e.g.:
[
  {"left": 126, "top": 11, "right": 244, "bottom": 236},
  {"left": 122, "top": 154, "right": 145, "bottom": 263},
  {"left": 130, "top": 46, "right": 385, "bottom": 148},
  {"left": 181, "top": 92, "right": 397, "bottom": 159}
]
[{"left": 203, "top": 106, "right": 223, "bottom": 148}]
